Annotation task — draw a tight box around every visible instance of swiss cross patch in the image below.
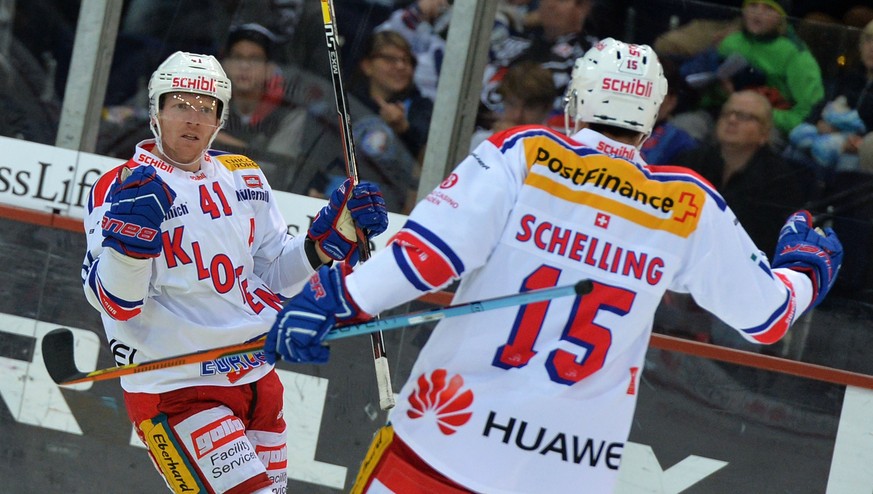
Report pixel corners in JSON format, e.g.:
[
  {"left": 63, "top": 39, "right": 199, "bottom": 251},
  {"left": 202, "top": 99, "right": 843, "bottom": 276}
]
[
  {"left": 595, "top": 212, "right": 610, "bottom": 229},
  {"left": 243, "top": 175, "right": 263, "bottom": 189}
]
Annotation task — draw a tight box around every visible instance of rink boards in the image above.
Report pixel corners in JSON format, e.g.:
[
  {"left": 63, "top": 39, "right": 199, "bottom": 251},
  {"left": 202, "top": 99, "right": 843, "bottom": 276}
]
[{"left": 1, "top": 136, "right": 872, "bottom": 492}]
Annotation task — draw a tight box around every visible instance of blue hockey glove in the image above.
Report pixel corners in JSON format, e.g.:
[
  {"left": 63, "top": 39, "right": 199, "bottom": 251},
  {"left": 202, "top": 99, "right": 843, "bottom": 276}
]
[
  {"left": 102, "top": 166, "right": 176, "bottom": 259},
  {"left": 265, "top": 263, "right": 369, "bottom": 364},
  {"left": 771, "top": 210, "right": 843, "bottom": 308},
  {"left": 307, "top": 179, "right": 388, "bottom": 265}
]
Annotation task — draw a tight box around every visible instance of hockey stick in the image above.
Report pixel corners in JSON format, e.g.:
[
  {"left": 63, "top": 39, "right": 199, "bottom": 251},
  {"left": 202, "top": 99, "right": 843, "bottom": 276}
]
[
  {"left": 42, "top": 280, "right": 593, "bottom": 386},
  {"left": 319, "top": 0, "right": 395, "bottom": 409}
]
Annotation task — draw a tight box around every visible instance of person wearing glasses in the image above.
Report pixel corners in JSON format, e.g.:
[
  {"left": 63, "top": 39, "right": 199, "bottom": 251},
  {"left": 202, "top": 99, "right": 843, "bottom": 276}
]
[
  {"left": 214, "top": 23, "right": 307, "bottom": 190},
  {"left": 674, "top": 90, "right": 808, "bottom": 254},
  {"left": 352, "top": 30, "right": 434, "bottom": 163},
  {"left": 375, "top": 0, "right": 451, "bottom": 101}
]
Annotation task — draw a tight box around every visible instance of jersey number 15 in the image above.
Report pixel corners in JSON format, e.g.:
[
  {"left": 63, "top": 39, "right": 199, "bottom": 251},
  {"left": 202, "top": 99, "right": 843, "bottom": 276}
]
[{"left": 493, "top": 265, "right": 636, "bottom": 385}]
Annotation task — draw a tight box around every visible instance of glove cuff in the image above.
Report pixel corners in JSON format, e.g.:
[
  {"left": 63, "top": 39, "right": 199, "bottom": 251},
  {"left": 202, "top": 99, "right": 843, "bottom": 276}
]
[{"left": 333, "top": 262, "right": 371, "bottom": 324}]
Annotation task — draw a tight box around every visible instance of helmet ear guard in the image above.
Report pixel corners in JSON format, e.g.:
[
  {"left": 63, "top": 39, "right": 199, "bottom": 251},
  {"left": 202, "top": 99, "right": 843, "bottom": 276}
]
[{"left": 564, "top": 38, "right": 668, "bottom": 140}]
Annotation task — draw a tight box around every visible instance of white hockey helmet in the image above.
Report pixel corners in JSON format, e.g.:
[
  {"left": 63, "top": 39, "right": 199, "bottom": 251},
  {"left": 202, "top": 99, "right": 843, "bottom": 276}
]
[
  {"left": 148, "top": 51, "right": 232, "bottom": 154},
  {"left": 563, "top": 38, "right": 668, "bottom": 138}
]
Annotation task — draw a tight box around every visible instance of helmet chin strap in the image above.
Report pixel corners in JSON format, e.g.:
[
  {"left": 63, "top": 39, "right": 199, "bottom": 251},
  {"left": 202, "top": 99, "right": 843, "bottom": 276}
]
[{"left": 150, "top": 114, "right": 221, "bottom": 169}]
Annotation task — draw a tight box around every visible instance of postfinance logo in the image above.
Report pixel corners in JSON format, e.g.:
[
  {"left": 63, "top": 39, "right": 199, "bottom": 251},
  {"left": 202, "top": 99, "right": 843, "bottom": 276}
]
[{"left": 524, "top": 139, "right": 704, "bottom": 237}]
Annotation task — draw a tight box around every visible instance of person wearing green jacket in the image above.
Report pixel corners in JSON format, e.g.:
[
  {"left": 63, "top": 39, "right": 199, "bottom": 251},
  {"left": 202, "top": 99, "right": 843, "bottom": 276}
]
[{"left": 718, "top": 0, "right": 825, "bottom": 135}]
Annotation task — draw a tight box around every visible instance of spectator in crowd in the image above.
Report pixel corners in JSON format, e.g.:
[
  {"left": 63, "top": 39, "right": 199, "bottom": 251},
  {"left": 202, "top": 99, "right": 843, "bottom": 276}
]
[
  {"left": 640, "top": 59, "right": 700, "bottom": 164},
  {"left": 376, "top": 0, "right": 450, "bottom": 101},
  {"left": 674, "top": 90, "right": 808, "bottom": 255},
  {"left": 653, "top": 1, "right": 742, "bottom": 61},
  {"left": 482, "top": 0, "right": 598, "bottom": 123},
  {"left": 351, "top": 30, "right": 434, "bottom": 163},
  {"left": 489, "top": 0, "right": 538, "bottom": 63},
  {"left": 229, "top": 0, "right": 305, "bottom": 63},
  {"left": 214, "top": 23, "right": 308, "bottom": 190},
  {"left": 469, "top": 60, "right": 556, "bottom": 150},
  {"left": 788, "top": 19, "right": 873, "bottom": 171},
  {"left": 107, "top": 0, "right": 237, "bottom": 105},
  {"left": 715, "top": 0, "right": 826, "bottom": 136},
  {"left": 304, "top": 30, "right": 431, "bottom": 214}
]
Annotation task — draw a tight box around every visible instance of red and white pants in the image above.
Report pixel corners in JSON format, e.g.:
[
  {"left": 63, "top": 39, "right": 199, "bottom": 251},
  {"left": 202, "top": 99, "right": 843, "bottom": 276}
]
[
  {"left": 125, "top": 370, "right": 287, "bottom": 494},
  {"left": 351, "top": 425, "right": 473, "bottom": 494}
]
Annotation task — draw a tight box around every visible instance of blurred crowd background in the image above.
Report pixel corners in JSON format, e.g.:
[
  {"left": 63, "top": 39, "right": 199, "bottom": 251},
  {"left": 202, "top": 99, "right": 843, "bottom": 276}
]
[{"left": 4, "top": 0, "right": 873, "bottom": 361}]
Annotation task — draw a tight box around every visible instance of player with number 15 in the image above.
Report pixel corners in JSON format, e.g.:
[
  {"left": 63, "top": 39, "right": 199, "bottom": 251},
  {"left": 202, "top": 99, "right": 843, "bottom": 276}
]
[{"left": 266, "top": 38, "right": 843, "bottom": 493}]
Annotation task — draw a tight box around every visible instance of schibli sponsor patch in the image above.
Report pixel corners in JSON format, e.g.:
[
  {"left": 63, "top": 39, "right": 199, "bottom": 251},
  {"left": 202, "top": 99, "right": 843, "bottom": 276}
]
[
  {"left": 172, "top": 75, "right": 217, "bottom": 94},
  {"left": 596, "top": 140, "right": 636, "bottom": 161},
  {"left": 481, "top": 410, "right": 623, "bottom": 469},
  {"left": 136, "top": 153, "right": 174, "bottom": 173},
  {"left": 601, "top": 77, "right": 653, "bottom": 97},
  {"left": 140, "top": 417, "right": 204, "bottom": 493},
  {"left": 215, "top": 154, "right": 259, "bottom": 171}
]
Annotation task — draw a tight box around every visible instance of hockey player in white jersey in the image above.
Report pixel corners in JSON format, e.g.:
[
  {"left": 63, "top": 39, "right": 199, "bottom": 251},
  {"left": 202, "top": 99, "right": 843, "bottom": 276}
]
[
  {"left": 265, "top": 39, "right": 843, "bottom": 493},
  {"left": 82, "top": 51, "right": 388, "bottom": 494}
]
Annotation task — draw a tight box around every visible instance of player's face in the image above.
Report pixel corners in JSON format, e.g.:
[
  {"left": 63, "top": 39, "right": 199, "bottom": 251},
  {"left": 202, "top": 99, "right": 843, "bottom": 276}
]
[
  {"left": 716, "top": 92, "right": 770, "bottom": 148},
  {"left": 158, "top": 92, "right": 221, "bottom": 165}
]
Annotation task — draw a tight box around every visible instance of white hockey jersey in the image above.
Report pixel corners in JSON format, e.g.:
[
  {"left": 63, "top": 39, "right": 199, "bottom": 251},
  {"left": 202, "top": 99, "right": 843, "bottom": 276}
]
[
  {"left": 344, "top": 126, "right": 813, "bottom": 493},
  {"left": 82, "top": 140, "right": 315, "bottom": 393}
]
